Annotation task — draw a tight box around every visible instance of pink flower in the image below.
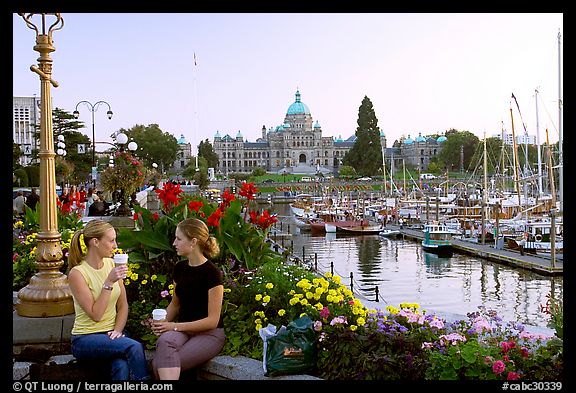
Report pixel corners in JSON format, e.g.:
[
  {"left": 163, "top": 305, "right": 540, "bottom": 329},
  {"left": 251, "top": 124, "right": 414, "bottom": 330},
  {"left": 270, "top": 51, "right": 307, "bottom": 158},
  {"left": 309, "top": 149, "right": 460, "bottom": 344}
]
[
  {"left": 492, "top": 360, "right": 506, "bottom": 375},
  {"left": 506, "top": 371, "right": 520, "bottom": 380},
  {"left": 320, "top": 306, "right": 330, "bottom": 319},
  {"left": 160, "top": 290, "right": 169, "bottom": 298}
]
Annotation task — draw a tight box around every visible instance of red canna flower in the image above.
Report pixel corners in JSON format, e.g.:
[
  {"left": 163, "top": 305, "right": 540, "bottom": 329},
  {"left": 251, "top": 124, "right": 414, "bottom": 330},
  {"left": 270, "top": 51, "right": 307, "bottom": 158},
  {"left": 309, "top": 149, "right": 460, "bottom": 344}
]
[
  {"left": 207, "top": 207, "right": 223, "bottom": 228},
  {"left": 258, "top": 210, "right": 278, "bottom": 230},
  {"left": 221, "top": 188, "right": 236, "bottom": 208},
  {"left": 188, "top": 200, "right": 203, "bottom": 212},
  {"left": 239, "top": 181, "right": 258, "bottom": 200},
  {"left": 152, "top": 212, "right": 159, "bottom": 221},
  {"left": 155, "top": 182, "right": 183, "bottom": 212}
]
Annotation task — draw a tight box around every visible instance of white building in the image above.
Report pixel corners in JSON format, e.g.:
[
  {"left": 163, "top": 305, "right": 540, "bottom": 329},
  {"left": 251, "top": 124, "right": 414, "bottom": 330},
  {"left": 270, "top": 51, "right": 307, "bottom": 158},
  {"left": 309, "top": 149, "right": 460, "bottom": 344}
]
[
  {"left": 492, "top": 132, "right": 537, "bottom": 146},
  {"left": 13, "top": 96, "right": 42, "bottom": 166}
]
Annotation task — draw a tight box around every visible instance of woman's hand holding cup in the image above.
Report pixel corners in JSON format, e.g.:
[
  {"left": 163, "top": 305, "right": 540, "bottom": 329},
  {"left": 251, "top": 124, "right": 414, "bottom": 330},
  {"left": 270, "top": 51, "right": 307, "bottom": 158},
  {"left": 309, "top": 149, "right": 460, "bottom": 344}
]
[
  {"left": 151, "top": 309, "right": 167, "bottom": 335},
  {"left": 113, "top": 253, "right": 129, "bottom": 279}
]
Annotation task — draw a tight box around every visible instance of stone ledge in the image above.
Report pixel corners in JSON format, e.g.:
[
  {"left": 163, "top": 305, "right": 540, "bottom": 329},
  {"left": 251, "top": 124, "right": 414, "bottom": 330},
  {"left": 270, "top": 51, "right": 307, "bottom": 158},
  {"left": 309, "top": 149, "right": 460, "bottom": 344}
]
[
  {"left": 13, "top": 354, "right": 321, "bottom": 381},
  {"left": 200, "top": 355, "right": 321, "bottom": 380}
]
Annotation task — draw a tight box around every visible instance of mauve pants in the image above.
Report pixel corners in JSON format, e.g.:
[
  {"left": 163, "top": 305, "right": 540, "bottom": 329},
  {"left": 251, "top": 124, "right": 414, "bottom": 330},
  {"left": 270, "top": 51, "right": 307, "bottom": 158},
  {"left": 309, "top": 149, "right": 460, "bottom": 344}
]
[{"left": 152, "top": 328, "right": 225, "bottom": 376}]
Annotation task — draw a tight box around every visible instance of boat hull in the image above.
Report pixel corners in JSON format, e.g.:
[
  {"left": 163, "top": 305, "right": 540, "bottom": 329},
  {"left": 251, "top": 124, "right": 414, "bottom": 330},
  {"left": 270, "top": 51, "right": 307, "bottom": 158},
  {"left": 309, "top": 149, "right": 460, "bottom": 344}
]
[
  {"left": 422, "top": 242, "right": 454, "bottom": 257},
  {"left": 337, "top": 225, "right": 382, "bottom": 235},
  {"left": 310, "top": 219, "right": 368, "bottom": 234}
]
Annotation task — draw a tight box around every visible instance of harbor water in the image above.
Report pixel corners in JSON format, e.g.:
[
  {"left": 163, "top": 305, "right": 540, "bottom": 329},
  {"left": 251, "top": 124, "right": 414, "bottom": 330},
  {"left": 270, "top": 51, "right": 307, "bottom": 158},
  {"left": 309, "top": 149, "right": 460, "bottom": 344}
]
[{"left": 270, "top": 203, "right": 562, "bottom": 329}]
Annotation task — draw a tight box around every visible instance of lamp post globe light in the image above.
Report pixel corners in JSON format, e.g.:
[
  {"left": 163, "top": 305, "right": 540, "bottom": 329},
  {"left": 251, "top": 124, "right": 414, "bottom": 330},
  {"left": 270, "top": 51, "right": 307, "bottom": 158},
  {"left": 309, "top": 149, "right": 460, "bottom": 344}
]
[
  {"left": 73, "top": 100, "right": 113, "bottom": 187},
  {"left": 17, "top": 13, "right": 74, "bottom": 317}
]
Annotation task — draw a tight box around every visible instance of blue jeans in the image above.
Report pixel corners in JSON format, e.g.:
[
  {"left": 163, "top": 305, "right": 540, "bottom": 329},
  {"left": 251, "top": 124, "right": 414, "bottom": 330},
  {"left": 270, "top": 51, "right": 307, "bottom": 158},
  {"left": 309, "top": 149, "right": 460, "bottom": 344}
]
[{"left": 71, "top": 332, "right": 150, "bottom": 380}]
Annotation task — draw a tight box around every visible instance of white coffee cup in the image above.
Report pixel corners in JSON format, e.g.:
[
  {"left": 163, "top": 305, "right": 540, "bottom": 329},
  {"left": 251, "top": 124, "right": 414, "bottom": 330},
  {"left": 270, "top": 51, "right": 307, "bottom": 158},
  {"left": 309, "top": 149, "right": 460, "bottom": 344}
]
[
  {"left": 113, "top": 253, "right": 128, "bottom": 278},
  {"left": 152, "top": 308, "right": 167, "bottom": 321}
]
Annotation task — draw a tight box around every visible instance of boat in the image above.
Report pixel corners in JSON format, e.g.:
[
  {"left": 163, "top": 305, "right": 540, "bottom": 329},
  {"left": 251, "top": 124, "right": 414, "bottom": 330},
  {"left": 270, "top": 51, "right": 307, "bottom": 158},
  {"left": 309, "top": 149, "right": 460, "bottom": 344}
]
[
  {"left": 309, "top": 211, "right": 368, "bottom": 234},
  {"left": 421, "top": 222, "right": 454, "bottom": 256},
  {"left": 378, "top": 228, "right": 401, "bottom": 238},
  {"left": 337, "top": 225, "right": 382, "bottom": 235}
]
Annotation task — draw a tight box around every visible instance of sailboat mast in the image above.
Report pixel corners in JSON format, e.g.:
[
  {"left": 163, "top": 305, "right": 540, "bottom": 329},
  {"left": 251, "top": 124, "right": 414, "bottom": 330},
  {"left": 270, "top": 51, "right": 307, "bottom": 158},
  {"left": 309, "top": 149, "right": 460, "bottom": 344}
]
[
  {"left": 535, "top": 89, "right": 543, "bottom": 195},
  {"left": 500, "top": 121, "right": 506, "bottom": 193},
  {"left": 557, "top": 30, "right": 563, "bottom": 213},
  {"left": 545, "top": 129, "right": 557, "bottom": 207},
  {"left": 381, "top": 142, "right": 387, "bottom": 196},
  {"left": 509, "top": 101, "right": 522, "bottom": 212},
  {"left": 483, "top": 132, "right": 489, "bottom": 223}
]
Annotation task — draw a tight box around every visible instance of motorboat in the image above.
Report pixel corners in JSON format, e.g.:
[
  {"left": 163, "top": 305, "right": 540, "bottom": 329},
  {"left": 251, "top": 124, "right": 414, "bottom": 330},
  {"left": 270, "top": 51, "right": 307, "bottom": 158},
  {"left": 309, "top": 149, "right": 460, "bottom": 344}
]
[
  {"left": 378, "top": 228, "right": 401, "bottom": 238},
  {"left": 421, "top": 222, "right": 454, "bottom": 256}
]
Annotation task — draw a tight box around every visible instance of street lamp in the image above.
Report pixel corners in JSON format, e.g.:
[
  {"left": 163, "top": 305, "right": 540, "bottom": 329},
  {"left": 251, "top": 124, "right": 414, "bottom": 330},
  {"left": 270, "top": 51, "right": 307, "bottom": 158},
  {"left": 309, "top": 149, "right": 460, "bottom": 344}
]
[
  {"left": 73, "top": 100, "right": 113, "bottom": 187},
  {"left": 17, "top": 13, "right": 74, "bottom": 317}
]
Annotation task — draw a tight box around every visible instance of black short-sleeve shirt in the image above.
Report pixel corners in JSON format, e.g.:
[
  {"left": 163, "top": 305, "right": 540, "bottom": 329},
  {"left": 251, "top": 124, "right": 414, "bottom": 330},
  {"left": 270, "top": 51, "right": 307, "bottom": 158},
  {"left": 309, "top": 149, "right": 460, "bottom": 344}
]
[{"left": 173, "top": 260, "right": 224, "bottom": 328}]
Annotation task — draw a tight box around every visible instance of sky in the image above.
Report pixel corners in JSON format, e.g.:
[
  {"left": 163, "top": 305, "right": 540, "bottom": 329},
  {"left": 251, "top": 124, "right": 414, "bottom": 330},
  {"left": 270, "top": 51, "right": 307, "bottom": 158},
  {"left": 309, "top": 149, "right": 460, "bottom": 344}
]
[{"left": 13, "top": 13, "right": 563, "bottom": 155}]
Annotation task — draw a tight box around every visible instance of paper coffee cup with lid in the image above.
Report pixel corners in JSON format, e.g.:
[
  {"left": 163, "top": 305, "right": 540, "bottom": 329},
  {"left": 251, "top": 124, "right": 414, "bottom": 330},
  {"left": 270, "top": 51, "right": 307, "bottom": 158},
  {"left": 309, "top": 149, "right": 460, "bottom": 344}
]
[
  {"left": 113, "top": 253, "right": 129, "bottom": 278},
  {"left": 152, "top": 308, "right": 167, "bottom": 321}
]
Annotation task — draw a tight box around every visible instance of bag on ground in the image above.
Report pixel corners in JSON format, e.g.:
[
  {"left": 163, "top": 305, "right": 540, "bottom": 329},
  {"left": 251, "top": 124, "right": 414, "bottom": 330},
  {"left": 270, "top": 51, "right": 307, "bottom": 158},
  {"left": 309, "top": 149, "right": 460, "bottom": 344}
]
[{"left": 259, "top": 315, "right": 316, "bottom": 377}]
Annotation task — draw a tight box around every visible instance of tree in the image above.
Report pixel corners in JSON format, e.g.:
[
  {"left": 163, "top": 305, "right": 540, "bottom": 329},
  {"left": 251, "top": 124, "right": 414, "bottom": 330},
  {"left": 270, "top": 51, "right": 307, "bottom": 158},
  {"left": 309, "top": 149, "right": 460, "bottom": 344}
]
[
  {"left": 120, "top": 124, "right": 179, "bottom": 171},
  {"left": 338, "top": 165, "right": 357, "bottom": 178},
  {"left": 436, "top": 130, "right": 479, "bottom": 173},
  {"left": 183, "top": 156, "right": 210, "bottom": 189},
  {"left": 13, "top": 143, "right": 23, "bottom": 169},
  {"left": 198, "top": 139, "right": 219, "bottom": 169},
  {"left": 343, "top": 96, "right": 382, "bottom": 176},
  {"left": 29, "top": 108, "right": 92, "bottom": 184}
]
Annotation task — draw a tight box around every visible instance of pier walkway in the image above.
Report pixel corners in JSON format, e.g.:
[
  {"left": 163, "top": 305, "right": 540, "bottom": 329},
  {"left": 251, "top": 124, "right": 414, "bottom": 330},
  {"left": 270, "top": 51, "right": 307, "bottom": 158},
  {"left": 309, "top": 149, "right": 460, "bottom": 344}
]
[{"left": 394, "top": 225, "right": 563, "bottom": 276}]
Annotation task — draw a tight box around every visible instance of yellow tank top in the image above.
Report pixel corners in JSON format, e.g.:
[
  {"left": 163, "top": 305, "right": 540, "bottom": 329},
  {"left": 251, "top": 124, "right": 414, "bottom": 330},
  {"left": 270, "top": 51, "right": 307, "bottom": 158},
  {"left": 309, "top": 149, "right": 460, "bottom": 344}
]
[{"left": 71, "top": 258, "right": 121, "bottom": 335}]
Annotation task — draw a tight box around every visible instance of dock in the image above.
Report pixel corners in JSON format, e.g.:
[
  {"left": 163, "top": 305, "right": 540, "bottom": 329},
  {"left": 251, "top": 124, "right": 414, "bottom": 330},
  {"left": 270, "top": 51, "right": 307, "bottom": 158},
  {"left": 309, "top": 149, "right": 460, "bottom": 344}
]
[{"left": 393, "top": 225, "right": 563, "bottom": 276}]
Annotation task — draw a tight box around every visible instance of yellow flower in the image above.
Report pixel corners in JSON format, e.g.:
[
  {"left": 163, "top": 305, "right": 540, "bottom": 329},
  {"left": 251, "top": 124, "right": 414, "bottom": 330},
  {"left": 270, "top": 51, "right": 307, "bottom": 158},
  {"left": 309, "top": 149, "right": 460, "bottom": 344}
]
[
  {"left": 255, "top": 323, "right": 262, "bottom": 332},
  {"left": 262, "top": 295, "right": 270, "bottom": 303},
  {"left": 140, "top": 279, "right": 148, "bottom": 285},
  {"left": 255, "top": 294, "right": 262, "bottom": 301},
  {"left": 278, "top": 309, "right": 286, "bottom": 316},
  {"left": 356, "top": 317, "right": 366, "bottom": 326},
  {"left": 151, "top": 274, "right": 157, "bottom": 281},
  {"left": 332, "top": 275, "right": 341, "bottom": 284},
  {"left": 350, "top": 325, "right": 358, "bottom": 331},
  {"left": 265, "top": 282, "right": 274, "bottom": 289}
]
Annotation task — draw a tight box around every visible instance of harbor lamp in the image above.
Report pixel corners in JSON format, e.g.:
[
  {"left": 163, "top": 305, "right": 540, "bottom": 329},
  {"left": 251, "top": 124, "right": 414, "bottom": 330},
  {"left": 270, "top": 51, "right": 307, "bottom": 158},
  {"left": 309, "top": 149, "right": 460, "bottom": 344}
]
[{"left": 73, "top": 100, "right": 113, "bottom": 187}]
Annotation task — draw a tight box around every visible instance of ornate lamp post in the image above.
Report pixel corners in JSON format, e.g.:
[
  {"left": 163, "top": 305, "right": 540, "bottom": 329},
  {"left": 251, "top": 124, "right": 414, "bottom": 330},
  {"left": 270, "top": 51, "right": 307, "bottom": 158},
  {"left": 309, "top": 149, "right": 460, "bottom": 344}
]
[
  {"left": 73, "top": 100, "right": 113, "bottom": 188},
  {"left": 17, "top": 13, "right": 74, "bottom": 317}
]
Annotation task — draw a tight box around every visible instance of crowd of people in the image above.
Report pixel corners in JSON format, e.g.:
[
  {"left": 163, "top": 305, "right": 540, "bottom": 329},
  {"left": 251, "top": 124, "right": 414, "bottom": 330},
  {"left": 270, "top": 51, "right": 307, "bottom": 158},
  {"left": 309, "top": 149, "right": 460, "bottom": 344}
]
[{"left": 13, "top": 183, "right": 120, "bottom": 218}]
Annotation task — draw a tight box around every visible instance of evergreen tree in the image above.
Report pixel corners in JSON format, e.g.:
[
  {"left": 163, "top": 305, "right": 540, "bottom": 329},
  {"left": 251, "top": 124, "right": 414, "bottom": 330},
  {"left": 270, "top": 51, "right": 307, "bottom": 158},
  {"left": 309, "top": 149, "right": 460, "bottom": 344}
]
[
  {"left": 198, "top": 138, "right": 219, "bottom": 169},
  {"left": 343, "top": 96, "right": 382, "bottom": 176}
]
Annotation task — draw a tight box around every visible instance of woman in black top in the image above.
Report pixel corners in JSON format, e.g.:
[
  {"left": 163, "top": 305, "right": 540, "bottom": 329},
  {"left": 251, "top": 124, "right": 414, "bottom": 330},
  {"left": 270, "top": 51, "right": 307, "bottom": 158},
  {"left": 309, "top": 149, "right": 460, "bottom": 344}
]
[{"left": 151, "top": 218, "right": 225, "bottom": 380}]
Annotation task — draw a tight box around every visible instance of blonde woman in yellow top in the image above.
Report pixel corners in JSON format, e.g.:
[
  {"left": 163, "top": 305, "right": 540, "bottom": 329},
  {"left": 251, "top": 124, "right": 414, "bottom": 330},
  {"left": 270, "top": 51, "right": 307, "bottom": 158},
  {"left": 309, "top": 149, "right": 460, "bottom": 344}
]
[{"left": 68, "top": 220, "right": 150, "bottom": 380}]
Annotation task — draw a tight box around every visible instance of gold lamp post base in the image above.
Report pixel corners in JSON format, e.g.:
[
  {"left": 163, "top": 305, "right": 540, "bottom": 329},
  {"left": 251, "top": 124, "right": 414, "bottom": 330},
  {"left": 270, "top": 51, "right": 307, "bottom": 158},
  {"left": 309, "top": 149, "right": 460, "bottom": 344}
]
[{"left": 17, "top": 272, "right": 74, "bottom": 317}]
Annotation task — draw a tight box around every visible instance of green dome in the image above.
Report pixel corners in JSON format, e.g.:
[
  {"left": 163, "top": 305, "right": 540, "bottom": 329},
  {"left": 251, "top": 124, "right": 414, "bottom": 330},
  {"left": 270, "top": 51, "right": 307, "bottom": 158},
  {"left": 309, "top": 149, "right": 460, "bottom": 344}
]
[{"left": 286, "top": 90, "right": 310, "bottom": 115}]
